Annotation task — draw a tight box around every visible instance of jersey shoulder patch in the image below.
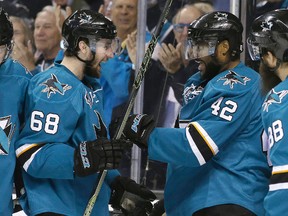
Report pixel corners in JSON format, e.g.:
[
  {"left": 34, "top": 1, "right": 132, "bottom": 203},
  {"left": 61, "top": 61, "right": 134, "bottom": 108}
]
[
  {"left": 263, "top": 83, "right": 288, "bottom": 112},
  {"left": 31, "top": 67, "right": 79, "bottom": 102},
  {"left": 212, "top": 63, "right": 259, "bottom": 92}
]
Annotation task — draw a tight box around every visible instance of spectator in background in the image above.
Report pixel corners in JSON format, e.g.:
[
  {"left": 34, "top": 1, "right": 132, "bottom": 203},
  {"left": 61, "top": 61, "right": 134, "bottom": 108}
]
[
  {"left": 100, "top": 0, "right": 140, "bottom": 128},
  {"left": 10, "top": 17, "right": 34, "bottom": 49},
  {"left": 9, "top": 4, "right": 71, "bottom": 75},
  {"left": 52, "top": 0, "right": 74, "bottom": 9},
  {"left": 192, "top": 0, "right": 214, "bottom": 13},
  {"left": 19, "top": 0, "right": 87, "bottom": 19},
  {"left": 32, "top": 5, "right": 66, "bottom": 74},
  {"left": 147, "top": 0, "right": 174, "bottom": 45},
  {"left": 0, "top": 0, "right": 33, "bottom": 28},
  {"left": 99, "top": 0, "right": 143, "bottom": 181},
  {"left": 57, "top": 0, "right": 90, "bottom": 11},
  {"left": 85, "top": 0, "right": 103, "bottom": 11},
  {"left": 10, "top": 16, "right": 36, "bottom": 71},
  {"left": 98, "top": 0, "right": 113, "bottom": 18},
  {"left": 9, "top": 5, "right": 65, "bottom": 75}
]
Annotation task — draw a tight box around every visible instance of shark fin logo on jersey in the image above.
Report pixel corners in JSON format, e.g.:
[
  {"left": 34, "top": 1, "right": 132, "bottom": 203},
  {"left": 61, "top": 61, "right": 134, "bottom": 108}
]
[
  {"left": 262, "top": 89, "right": 288, "bottom": 112},
  {"left": 41, "top": 74, "right": 72, "bottom": 98},
  {"left": 261, "top": 20, "right": 273, "bottom": 32},
  {"left": 218, "top": 70, "right": 250, "bottom": 89},
  {"left": 93, "top": 111, "right": 108, "bottom": 138},
  {"left": 183, "top": 83, "right": 203, "bottom": 104},
  {"left": 0, "top": 116, "right": 15, "bottom": 155}
]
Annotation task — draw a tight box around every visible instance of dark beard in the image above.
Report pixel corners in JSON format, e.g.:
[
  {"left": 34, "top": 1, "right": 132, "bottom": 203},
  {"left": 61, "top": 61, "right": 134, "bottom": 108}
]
[
  {"left": 201, "top": 58, "right": 222, "bottom": 81},
  {"left": 259, "top": 62, "right": 281, "bottom": 95},
  {"left": 84, "top": 65, "right": 100, "bottom": 78}
]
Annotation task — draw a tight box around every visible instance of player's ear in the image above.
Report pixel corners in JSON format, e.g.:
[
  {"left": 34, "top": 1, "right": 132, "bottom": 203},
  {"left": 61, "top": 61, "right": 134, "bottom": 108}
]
[
  {"left": 264, "top": 51, "right": 278, "bottom": 68},
  {"left": 78, "top": 41, "right": 88, "bottom": 53},
  {"left": 219, "top": 40, "right": 229, "bottom": 55}
]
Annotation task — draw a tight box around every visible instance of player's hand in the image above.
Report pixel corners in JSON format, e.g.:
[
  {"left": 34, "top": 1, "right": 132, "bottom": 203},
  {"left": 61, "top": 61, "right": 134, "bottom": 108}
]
[
  {"left": 74, "top": 138, "right": 132, "bottom": 176},
  {"left": 123, "top": 114, "right": 155, "bottom": 149},
  {"left": 110, "top": 176, "right": 157, "bottom": 216}
]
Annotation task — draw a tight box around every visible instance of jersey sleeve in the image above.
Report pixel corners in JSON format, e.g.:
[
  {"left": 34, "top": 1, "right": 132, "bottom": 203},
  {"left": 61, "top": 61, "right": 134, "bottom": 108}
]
[
  {"left": 15, "top": 74, "right": 82, "bottom": 179},
  {"left": 148, "top": 77, "right": 262, "bottom": 167},
  {"left": 100, "top": 54, "right": 133, "bottom": 101}
]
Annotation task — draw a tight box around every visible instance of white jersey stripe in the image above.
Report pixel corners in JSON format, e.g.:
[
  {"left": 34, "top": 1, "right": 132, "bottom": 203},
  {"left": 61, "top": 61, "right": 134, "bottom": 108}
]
[
  {"left": 269, "top": 182, "right": 288, "bottom": 191},
  {"left": 186, "top": 127, "right": 206, "bottom": 165},
  {"left": 272, "top": 165, "right": 288, "bottom": 174},
  {"left": 23, "top": 148, "right": 42, "bottom": 171}
]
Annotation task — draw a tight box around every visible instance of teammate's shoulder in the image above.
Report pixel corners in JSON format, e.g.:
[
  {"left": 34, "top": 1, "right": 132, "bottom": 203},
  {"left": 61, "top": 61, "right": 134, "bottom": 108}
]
[
  {"left": 1, "top": 58, "right": 32, "bottom": 79},
  {"left": 263, "top": 80, "right": 288, "bottom": 113}
]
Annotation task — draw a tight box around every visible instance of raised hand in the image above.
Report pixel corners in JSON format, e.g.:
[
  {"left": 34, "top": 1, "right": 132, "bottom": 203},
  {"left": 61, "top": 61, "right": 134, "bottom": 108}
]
[{"left": 158, "top": 42, "right": 182, "bottom": 74}]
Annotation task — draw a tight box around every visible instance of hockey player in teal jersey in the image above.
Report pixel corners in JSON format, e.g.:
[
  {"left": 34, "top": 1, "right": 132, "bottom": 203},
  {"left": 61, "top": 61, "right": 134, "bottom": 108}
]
[
  {"left": 15, "top": 10, "right": 156, "bottom": 216},
  {"left": 247, "top": 9, "right": 288, "bottom": 216},
  {"left": 123, "top": 11, "right": 271, "bottom": 215},
  {"left": 0, "top": 8, "right": 32, "bottom": 215}
]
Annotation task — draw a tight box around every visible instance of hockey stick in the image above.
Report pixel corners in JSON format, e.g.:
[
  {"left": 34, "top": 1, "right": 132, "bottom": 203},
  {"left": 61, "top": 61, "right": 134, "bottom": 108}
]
[{"left": 83, "top": 0, "right": 173, "bottom": 215}]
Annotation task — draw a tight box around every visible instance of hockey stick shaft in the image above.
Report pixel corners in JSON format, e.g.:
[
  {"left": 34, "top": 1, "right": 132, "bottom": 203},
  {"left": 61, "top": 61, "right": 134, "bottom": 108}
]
[
  {"left": 84, "top": 0, "right": 173, "bottom": 215},
  {"left": 115, "top": 0, "right": 173, "bottom": 140},
  {"left": 84, "top": 170, "right": 107, "bottom": 216}
]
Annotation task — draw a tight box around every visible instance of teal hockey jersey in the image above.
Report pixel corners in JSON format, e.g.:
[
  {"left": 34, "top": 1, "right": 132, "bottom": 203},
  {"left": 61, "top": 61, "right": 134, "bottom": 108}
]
[
  {"left": 15, "top": 63, "right": 120, "bottom": 216},
  {"left": 261, "top": 78, "right": 288, "bottom": 216},
  {"left": 0, "top": 58, "right": 32, "bottom": 215},
  {"left": 147, "top": 62, "right": 271, "bottom": 215}
]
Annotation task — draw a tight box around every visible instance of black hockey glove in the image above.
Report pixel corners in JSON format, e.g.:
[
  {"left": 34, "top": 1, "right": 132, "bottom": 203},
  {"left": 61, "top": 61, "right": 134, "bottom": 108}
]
[
  {"left": 150, "top": 199, "right": 165, "bottom": 216},
  {"left": 110, "top": 176, "right": 157, "bottom": 216},
  {"left": 74, "top": 138, "right": 132, "bottom": 176},
  {"left": 123, "top": 114, "right": 155, "bottom": 148}
]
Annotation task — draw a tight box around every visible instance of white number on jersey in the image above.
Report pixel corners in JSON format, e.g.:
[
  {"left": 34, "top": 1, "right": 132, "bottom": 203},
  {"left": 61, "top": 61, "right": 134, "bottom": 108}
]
[
  {"left": 30, "top": 111, "right": 60, "bottom": 134},
  {"left": 268, "top": 119, "right": 284, "bottom": 148},
  {"left": 211, "top": 97, "right": 237, "bottom": 121}
]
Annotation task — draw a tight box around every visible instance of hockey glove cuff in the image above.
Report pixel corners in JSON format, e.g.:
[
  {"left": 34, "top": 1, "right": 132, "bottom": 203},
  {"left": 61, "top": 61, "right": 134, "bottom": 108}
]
[
  {"left": 150, "top": 199, "right": 165, "bottom": 216},
  {"left": 74, "top": 138, "right": 132, "bottom": 176}
]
